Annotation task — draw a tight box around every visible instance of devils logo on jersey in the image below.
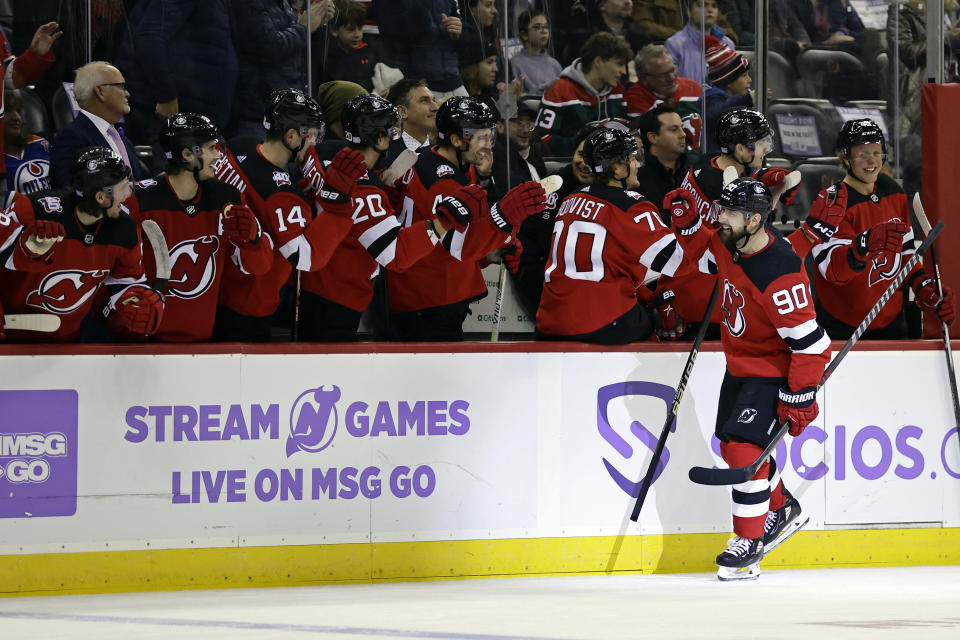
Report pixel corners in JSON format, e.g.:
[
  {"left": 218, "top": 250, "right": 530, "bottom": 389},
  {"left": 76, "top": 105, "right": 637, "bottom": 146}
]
[
  {"left": 26, "top": 269, "right": 108, "bottom": 314},
  {"left": 36, "top": 196, "right": 63, "bottom": 213},
  {"left": 721, "top": 278, "right": 746, "bottom": 337},
  {"left": 867, "top": 250, "right": 902, "bottom": 287},
  {"left": 167, "top": 235, "right": 220, "bottom": 299}
]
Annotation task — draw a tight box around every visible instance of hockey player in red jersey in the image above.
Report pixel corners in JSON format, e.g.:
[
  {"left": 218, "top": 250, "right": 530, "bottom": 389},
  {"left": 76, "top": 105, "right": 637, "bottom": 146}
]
[
  {"left": 388, "top": 96, "right": 546, "bottom": 341},
  {"left": 298, "top": 94, "right": 457, "bottom": 341},
  {"left": 130, "top": 113, "right": 273, "bottom": 342},
  {"left": 0, "top": 148, "right": 163, "bottom": 342},
  {"left": 211, "top": 88, "right": 368, "bottom": 341},
  {"left": 536, "top": 128, "right": 686, "bottom": 344},
  {"left": 668, "top": 178, "right": 831, "bottom": 580},
  {"left": 811, "top": 119, "right": 955, "bottom": 339}
]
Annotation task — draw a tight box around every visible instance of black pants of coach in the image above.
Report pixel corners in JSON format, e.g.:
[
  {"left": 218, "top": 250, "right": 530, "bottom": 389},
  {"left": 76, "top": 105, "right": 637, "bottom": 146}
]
[
  {"left": 389, "top": 300, "right": 472, "bottom": 342},
  {"left": 298, "top": 291, "right": 363, "bottom": 342}
]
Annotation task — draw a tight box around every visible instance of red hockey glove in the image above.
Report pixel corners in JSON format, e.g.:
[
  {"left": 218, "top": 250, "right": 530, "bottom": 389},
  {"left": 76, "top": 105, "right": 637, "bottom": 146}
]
[
  {"left": 756, "top": 167, "right": 799, "bottom": 206},
  {"left": 321, "top": 147, "right": 367, "bottom": 203},
  {"left": 112, "top": 286, "right": 164, "bottom": 336},
  {"left": 435, "top": 184, "right": 487, "bottom": 233},
  {"left": 653, "top": 289, "right": 686, "bottom": 341},
  {"left": 851, "top": 220, "right": 909, "bottom": 265},
  {"left": 914, "top": 278, "right": 956, "bottom": 326},
  {"left": 490, "top": 181, "right": 546, "bottom": 233},
  {"left": 221, "top": 204, "right": 261, "bottom": 245},
  {"left": 663, "top": 188, "right": 699, "bottom": 234},
  {"left": 503, "top": 237, "right": 523, "bottom": 275},
  {"left": 777, "top": 386, "right": 818, "bottom": 437},
  {"left": 19, "top": 219, "right": 65, "bottom": 260},
  {"left": 801, "top": 185, "right": 847, "bottom": 244}
]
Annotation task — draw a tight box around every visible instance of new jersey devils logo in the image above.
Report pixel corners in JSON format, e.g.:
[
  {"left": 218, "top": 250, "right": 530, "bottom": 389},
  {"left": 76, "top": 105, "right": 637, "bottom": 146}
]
[
  {"left": 286, "top": 385, "right": 341, "bottom": 457},
  {"left": 868, "top": 251, "right": 902, "bottom": 287},
  {"left": 721, "top": 278, "right": 746, "bottom": 337},
  {"left": 26, "top": 269, "right": 108, "bottom": 314},
  {"left": 167, "top": 236, "right": 220, "bottom": 299}
]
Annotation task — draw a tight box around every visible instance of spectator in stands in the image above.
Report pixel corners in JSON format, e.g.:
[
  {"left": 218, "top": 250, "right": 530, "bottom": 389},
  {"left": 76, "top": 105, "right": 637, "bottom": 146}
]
[
  {"left": 3, "top": 90, "right": 51, "bottom": 196},
  {"left": 317, "top": 0, "right": 379, "bottom": 92},
  {"left": 0, "top": 21, "right": 59, "bottom": 196},
  {"left": 792, "top": 0, "right": 863, "bottom": 47},
  {"left": 113, "top": 0, "right": 238, "bottom": 146},
  {"left": 720, "top": 0, "right": 811, "bottom": 59},
  {"left": 231, "top": 0, "right": 334, "bottom": 136},
  {"left": 633, "top": 0, "right": 738, "bottom": 46},
  {"left": 595, "top": 0, "right": 649, "bottom": 57},
  {"left": 460, "top": 0, "right": 500, "bottom": 69},
  {"left": 386, "top": 79, "right": 438, "bottom": 159},
  {"left": 703, "top": 36, "right": 755, "bottom": 156},
  {"left": 493, "top": 97, "right": 546, "bottom": 191},
  {"left": 536, "top": 32, "right": 632, "bottom": 156},
  {"left": 314, "top": 80, "right": 368, "bottom": 160},
  {"left": 459, "top": 48, "right": 500, "bottom": 106},
  {"left": 666, "top": 0, "right": 736, "bottom": 87},
  {"left": 633, "top": 104, "right": 691, "bottom": 214},
  {"left": 50, "top": 61, "right": 150, "bottom": 188},
  {"left": 718, "top": 0, "right": 755, "bottom": 48},
  {"left": 626, "top": 44, "right": 703, "bottom": 151},
  {"left": 510, "top": 9, "right": 562, "bottom": 95},
  {"left": 372, "top": 0, "right": 467, "bottom": 101}
]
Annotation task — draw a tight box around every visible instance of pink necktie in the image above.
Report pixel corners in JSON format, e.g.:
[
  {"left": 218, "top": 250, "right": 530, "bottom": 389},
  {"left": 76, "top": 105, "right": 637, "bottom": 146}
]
[{"left": 106, "top": 125, "right": 132, "bottom": 169}]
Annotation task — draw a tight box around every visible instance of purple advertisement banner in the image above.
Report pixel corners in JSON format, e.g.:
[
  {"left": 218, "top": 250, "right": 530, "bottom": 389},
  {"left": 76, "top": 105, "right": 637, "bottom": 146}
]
[{"left": 0, "top": 390, "right": 78, "bottom": 518}]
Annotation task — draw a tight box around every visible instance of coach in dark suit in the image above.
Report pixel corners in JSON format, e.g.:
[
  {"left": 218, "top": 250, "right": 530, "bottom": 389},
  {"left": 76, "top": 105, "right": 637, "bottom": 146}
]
[{"left": 50, "top": 61, "right": 149, "bottom": 188}]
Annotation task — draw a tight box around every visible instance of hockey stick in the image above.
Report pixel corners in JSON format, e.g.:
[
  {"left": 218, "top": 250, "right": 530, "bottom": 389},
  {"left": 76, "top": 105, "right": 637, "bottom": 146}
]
[
  {"left": 689, "top": 220, "right": 946, "bottom": 486},
  {"left": 491, "top": 175, "right": 563, "bottom": 342},
  {"left": 2, "top": 314, "right": 61, "bottom": 332},
  {"left": 629, "top": 281, "right": 721, "bottom": 521},
  {"left": 912, "top": 194, "right": 960, "bottom": 456},
  {"left": 140, "top": 220, "right": 171, "bottom": 294}
]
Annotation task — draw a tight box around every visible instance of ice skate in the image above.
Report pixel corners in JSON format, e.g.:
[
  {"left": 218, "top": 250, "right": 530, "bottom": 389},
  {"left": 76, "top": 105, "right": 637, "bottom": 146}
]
[
  {"left": 716, "top": 536, "right": 763, "bottom": 582},
  {"left": 762, "top": 487, "right": 809, "bottom": 556}
]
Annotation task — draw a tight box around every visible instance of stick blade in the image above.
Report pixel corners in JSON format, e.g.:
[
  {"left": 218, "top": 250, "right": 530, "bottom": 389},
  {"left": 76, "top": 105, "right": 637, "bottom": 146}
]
[
  {"left": 3, "top": 314, "right": 61, "bottom": 332},
  {"left": 539, "top": 174, "right": 563, "bottom": 195},
  {"left": 688, "top": 464, "right": 755, "bottom": 486},
  {"left": 722, "top": 166, "right": 739, "bottom": 186},
  {"left": 912, "top": 192, "right": 933, "bottom": 237}
]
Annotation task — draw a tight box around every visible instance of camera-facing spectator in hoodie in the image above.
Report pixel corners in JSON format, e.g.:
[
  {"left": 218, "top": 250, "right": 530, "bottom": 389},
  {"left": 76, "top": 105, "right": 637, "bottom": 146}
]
[{"left": 535, "top": 32, "right": 632, "bottom": 156}]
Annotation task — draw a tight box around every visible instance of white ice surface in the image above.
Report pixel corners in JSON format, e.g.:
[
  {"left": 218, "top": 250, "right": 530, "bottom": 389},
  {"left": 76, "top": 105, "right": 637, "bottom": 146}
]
[{"left": 1, "top": 566, "right": 959, "bottom": 639}]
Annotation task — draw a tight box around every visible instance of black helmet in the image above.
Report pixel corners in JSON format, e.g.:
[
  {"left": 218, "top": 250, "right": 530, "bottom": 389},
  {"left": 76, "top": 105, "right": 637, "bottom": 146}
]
[
  {"left": 341, "top": 94, "right": 401, "bottom": 147},
  {"left": 581, "top": 127, "right": 639, "bottom": 175},
  {"left": 264, "top": 88, "right": 326, "bottom": 138},
  {"left": 836, "top": 118, "right": 886, "bottom": 157},
  {"left": 71, "top": 147, "right": 131, "bottom": 200},
  {"left": 160, "top": 113, "right": 222, "bottom": 166},
  {"left": 717, "top": 177, "right": 773, "bottom": 218},
  {"left": 716, "top": 108, "right": 772, "bottom": 154},
  {"left": 435, "top": 96, "right": 497, "bottom": 143}
]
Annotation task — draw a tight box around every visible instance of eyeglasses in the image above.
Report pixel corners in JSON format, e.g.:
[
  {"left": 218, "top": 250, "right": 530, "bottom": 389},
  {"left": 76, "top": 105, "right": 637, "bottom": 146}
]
[
  {"left": 641, "top": 68, "right": 678, "bottom": 80},
  {"left": 509, "top": 120, "right": 536, "bottom": 132},
  {"left": 98, "top": 82, "right": 127, "bottom": 90}
]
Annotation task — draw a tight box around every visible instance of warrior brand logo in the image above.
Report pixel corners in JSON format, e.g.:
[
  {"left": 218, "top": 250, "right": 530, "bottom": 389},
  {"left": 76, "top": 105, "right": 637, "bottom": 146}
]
[
  {"left": 273, "top": 171, "right": 291, "bottom": 187},
  {"left": 167, "top": 236, "right": 220, "bottom": 299},
  {"left": 0, "top": 389, "right": 78, "bottom": 518},
  {"left": 37, "top": 196, "right": 62, "bottom": 213},
  {"left": 26, "top": 269, "right": 108, "bottom": 314},
  {"left": 738, "top": 408, "right": 758, "bottom": 424},
  {"left": 721, "top": 278, "right": 746, "bottom": 337},
  {"left": 136, "top": 179, "right": 158, "bottom": 188},
  {"left": 597, "top": 381, "right": 677, "bottom": 497},
  {"left": 286, "top": 386, "right": 341, "bottom": 457},
  {"left": 436, "top": 164, "right": 455, "bottom": 178}
]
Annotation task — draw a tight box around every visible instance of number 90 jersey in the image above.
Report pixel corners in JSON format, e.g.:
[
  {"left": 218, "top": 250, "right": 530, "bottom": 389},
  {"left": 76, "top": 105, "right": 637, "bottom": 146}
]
[
  {"left": 536, "top": 184, "right": 685, "bottom": 336},
  {"left": 703, "top": 229, "right": 830, "bottom": 389}
]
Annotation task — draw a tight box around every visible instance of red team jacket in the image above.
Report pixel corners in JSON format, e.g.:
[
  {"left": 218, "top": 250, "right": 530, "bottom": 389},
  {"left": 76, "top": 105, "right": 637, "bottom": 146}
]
[
  {"left": 537, "top": 184, "right": 685, "bottom": 336},
  {"left": 810, "top": 175, "right": 918, "bottom": 330},
  {"left": 678, "top": 224, "right": 831, "bottom": 388},
  {"left": 300, "top": 158, "right": 439, "bottom": 313},
  {"left": 128, "top": 176, "right": 274, "bottom": 341},
  {"left": 0, "top": 190, "right": 148, "bottom": 342},
  {"left": 212, "top": 139, "right": 353, "bottom": 318},
  {"left": 387, "top": 147, "right": 510, "bottom": 314},
  {"left": 625, "top": 77, "right": 703, "bottom": 150}
]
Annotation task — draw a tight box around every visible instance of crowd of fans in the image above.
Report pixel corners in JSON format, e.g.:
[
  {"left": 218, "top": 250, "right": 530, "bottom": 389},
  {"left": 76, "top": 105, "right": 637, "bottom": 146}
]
[{"left": 0, "top": 0, "right": 958, "bottom": 345}]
